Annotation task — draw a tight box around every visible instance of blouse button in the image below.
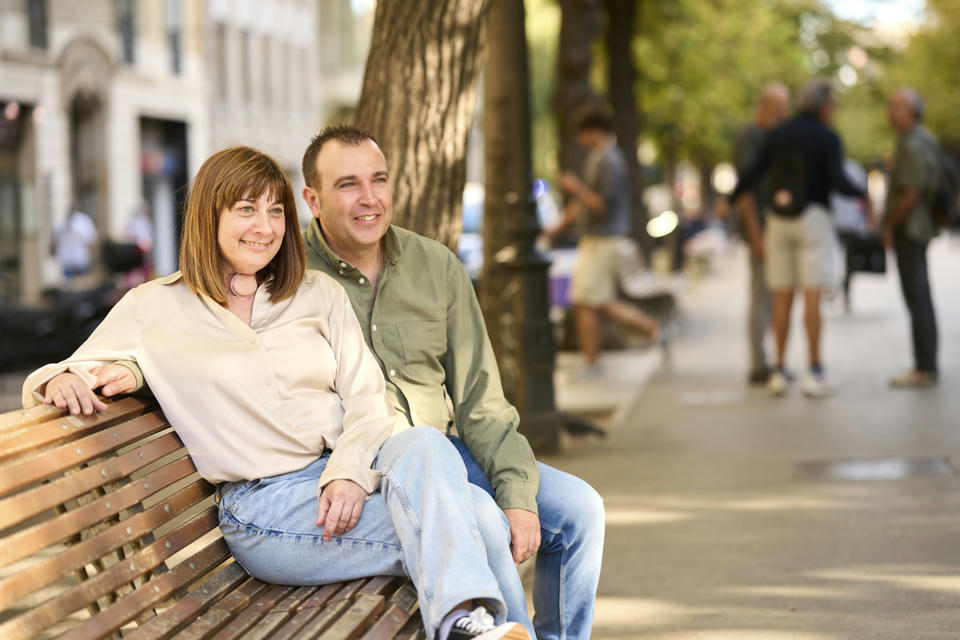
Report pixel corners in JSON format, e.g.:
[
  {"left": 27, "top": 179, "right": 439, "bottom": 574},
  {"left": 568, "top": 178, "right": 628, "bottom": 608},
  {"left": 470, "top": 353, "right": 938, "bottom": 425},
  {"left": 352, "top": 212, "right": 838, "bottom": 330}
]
[
  {"left": 388, "top": 369, "right": 396, "bottom": 377},
  {"left": 372, "top": 324, "right": 378, "bottom": 332},
  {"left": 359, "top": 277, "right": 366, "bottom": 285}
]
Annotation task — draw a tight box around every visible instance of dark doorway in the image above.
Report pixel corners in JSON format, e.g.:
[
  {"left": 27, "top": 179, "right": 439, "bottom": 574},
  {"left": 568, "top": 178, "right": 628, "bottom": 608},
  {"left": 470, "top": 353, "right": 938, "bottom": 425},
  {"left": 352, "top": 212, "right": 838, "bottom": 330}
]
[
  {"left": 0, "top": 102, "right": 33, "bottom": 302},
  {"left": 69, "top": 93, "right": 107, "bottom": 229},
  {"left": 139, "top": 118, "right": 188, "bottom": 276}
]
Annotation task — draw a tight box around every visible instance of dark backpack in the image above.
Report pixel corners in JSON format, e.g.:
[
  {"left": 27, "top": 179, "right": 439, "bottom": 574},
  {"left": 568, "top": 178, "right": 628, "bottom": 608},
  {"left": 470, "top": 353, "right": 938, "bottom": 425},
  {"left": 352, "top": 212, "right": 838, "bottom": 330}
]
[
  {"left": 930, "top": 146, "right": 960, "bottom": 229},
  {"left": 769, "top": 150, "right": 808, "bottom": 216}
]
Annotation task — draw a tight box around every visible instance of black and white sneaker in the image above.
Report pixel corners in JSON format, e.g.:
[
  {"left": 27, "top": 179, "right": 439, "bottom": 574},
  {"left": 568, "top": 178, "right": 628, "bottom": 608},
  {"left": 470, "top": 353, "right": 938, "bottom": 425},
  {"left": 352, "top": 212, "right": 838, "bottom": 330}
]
[{"left": 443, "top": 607, "right": 529, "bottom": 640}]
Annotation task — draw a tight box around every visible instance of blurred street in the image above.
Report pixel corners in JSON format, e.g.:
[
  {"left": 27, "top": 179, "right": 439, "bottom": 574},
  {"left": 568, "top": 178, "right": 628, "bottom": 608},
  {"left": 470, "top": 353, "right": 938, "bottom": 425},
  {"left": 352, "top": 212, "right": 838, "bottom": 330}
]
[{"left": 543, "top": 238, "right": 960, "bottom": 639}]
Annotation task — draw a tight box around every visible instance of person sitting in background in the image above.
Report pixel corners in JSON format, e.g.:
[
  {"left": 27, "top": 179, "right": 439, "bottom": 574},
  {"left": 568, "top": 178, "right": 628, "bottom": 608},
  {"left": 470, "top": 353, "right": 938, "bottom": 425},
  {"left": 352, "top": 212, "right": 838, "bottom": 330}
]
[
  {"left": 22, "top": 146, "right": 531, "bottom": 640},
  {"left": 54, "top": 205, "right": 98, "bottom": 282}
]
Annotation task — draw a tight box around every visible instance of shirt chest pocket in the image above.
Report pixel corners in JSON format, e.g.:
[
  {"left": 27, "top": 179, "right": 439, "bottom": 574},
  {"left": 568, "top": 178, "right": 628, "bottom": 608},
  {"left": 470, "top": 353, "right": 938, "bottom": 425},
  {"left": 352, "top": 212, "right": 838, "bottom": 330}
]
[{"left": 397, "top": 321, "right": 445, "bottom": 368}]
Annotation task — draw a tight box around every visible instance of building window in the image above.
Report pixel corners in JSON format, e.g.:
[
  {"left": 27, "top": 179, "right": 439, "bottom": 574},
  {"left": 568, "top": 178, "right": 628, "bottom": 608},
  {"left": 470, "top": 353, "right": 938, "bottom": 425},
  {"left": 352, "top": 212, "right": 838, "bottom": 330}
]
[
  {"left": 27, "top": 0, "right": 48, "bottom": 50},
  {"left": 215, "top": 23, "right": 227, "bottom": 103},
  {"left": 116, "top": 0, "right": 136, "bottom": 64},
  {"left": 262, "top": 36, "right": 272, "bottom": 109},
  {"left": 240, "top": 30, "right": 251, "bottom": 105},
  {"left": 166, "top": 0, "right": 182, "bottom": 75}
]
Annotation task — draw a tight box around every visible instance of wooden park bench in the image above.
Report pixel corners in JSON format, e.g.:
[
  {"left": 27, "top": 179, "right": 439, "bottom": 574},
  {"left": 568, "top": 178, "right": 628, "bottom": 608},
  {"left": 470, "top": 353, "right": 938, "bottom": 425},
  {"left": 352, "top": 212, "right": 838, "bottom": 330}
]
[{"left": 0, "top": 397, "right": 425, "bottom": 640}]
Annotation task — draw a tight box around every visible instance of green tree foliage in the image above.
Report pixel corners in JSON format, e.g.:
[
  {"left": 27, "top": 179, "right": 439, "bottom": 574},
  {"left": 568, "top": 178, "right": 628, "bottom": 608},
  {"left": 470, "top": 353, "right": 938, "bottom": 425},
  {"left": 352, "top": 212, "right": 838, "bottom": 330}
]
[
  {"left": 888, "top": 0, "right": 960, "bottom": 147},
  {"left": 636, "top": 0, "right": 862, "bottom": 169}
]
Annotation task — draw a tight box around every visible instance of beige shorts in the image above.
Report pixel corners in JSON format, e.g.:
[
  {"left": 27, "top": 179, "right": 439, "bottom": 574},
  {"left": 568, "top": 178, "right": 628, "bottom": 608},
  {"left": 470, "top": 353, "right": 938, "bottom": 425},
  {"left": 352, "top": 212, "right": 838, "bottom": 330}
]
[
  {"left": 570, "top": 236, "right": 641, "bottom": 306},
  {"left": 764, "top": 205, "right": 834, "bottom": 290}
]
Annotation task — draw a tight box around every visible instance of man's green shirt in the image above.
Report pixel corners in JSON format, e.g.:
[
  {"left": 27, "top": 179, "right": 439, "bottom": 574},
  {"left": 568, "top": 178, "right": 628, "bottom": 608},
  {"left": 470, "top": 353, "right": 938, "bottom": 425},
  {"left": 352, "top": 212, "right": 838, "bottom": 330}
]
[
  {"left": 304, "top": 222, "right": 540, "bottom": 513},
  {"left": 886, "top": 124, "right": 939, "bottom": 243}
]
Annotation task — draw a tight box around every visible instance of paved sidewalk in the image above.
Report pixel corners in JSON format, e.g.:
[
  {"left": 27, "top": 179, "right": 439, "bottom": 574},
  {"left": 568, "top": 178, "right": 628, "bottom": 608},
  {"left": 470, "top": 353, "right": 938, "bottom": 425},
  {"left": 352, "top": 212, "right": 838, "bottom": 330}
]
[{"left": 543, "top": 238, "right": 960, "bottom": 639}]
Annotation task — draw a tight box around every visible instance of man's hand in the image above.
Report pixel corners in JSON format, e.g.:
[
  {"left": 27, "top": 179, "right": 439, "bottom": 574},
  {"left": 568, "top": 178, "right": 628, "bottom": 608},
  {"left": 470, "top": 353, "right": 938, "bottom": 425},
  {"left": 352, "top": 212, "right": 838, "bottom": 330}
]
[
  {"left": 317, "top": 479, "right": 366, "bottom": 542},
  {"left": 749, "top": 237, "right": 765, "bottom": 262},
  {"left": 504, "top": 508, "right": 541, "bottom": 565},
  {"left": 557, "top": 171, "right": 582, "bottom": 195},
  {"left": 862, "top": 198, "right": 878, "bottom": 231},
  {"left": 91, "top": 364, "right": 138, "bottom": 397},
  {"left": 883, "top": 225, "right": 894, "bottom": 249},
  {"left": 45, "top": 372, "right": 108, "bottom": 415}
]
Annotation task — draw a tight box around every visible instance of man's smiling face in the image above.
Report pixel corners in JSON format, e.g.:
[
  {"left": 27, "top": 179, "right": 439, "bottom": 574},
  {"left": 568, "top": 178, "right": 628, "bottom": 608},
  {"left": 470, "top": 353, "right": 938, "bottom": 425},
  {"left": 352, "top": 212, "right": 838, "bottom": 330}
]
[{"left": 306, "top": 138, "right": 393, "bottom": 261}]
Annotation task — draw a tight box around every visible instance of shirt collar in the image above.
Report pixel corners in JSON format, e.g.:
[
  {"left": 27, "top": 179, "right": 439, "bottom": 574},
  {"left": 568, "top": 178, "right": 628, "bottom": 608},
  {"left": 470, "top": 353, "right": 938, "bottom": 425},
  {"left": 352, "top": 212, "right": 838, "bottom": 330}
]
[
  {"left": 157, "top": 271, "right": 184, "bottom": 285},
  {"left": 305, "top": 219, "right": 404, "bottom": 270}
]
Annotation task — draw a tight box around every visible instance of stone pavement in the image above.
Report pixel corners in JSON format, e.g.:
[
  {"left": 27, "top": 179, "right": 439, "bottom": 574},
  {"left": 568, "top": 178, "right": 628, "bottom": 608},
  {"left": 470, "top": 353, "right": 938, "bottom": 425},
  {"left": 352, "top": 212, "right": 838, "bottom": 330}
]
[{"left": 542, "top": 237, "right": 960, "bottom": 639}]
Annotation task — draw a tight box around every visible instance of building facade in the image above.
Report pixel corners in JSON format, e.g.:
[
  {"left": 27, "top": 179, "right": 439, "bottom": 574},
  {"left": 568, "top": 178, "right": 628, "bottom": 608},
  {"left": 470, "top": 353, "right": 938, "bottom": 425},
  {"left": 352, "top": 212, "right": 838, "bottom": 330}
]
[{"left": 0, "top": 0, "right": 369, "bottom": 304}]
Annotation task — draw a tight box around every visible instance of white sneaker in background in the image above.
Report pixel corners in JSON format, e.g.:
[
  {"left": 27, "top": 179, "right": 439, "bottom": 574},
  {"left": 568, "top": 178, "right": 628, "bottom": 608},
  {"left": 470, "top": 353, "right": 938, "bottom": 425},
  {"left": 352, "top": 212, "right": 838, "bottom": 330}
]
[
  {"left": 802, "top": 366, "right": 833, "bottom": 398},
  {"left": 767, "top": 369, "right": 788, "bottom": 397}
]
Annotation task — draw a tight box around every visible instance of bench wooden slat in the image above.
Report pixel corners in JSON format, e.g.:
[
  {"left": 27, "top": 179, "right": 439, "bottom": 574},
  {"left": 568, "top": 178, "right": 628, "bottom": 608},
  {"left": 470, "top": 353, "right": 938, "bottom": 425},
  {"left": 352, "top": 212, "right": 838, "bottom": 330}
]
[
  {"left": 0, "top": 403, "right": 63, "bottom": 432},
  {"left": 207, "top": 584, "right": 299, "bottom": 640},
  {"left": 226, "top": 586, "right": 325, "bottom": 640},
  {"left": 0, "top": 410, "right": 169, "bottom": 495},
  {"left": 0, "top": 398, "right": 152, "bottom": 461},
  {"left": 310, "top": 593, "right": 385, "bottom": 640},
  {"left": 58, "top": 539, "right": 234, "bottom": 640},
  {"left": 0, "top": 506, "right": 218, "bottom": 640},
  {"left": 359, "top": 582, "right": 420, "bottom": 640},
  {"left": 0, "top": 431, "right": 185, "bottom": 533},
  {"left": 289, "top": 579, "right": 369, "bottom": 640},
  {"left": 0, "top": 450, "right": 193, "bottom": 567},
  {"left": 0, "top": 479, "right": 213, "bottom": 610},
  {"left": 123, "top": 561, "right": 253, "bottom": 640},
  {"left": 262, "top": 583, "right": 343, "bottom": 640},
  {"left": 171, "top": 573, "right": 272, "bottom": 640},
  {"left": 392, "top": 617, "right": 428, "bottom": 640}
]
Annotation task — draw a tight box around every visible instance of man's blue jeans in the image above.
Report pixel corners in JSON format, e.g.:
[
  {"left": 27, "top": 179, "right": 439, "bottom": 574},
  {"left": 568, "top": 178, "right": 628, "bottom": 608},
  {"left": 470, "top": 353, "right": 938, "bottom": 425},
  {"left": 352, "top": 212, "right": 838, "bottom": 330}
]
[
  {"left": 217, "top": 427, "right": 534, "bottom": 639},
  {"left": 448, "top": 436, "right": 605, "bottom": 640}
]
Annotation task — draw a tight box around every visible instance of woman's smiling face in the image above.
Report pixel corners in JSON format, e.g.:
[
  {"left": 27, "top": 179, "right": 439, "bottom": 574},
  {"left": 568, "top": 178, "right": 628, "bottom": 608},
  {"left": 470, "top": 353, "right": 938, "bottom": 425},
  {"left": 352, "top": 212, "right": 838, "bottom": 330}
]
[{"left": 218, "top": 192, "right": 286, "bottom": 277}]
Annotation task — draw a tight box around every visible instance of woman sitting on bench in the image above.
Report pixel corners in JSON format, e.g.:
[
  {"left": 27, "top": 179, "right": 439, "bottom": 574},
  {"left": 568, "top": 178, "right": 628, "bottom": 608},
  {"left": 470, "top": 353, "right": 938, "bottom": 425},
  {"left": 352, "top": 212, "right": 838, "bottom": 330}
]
[{"left": 22, "top": 146, "right": 529, "bottom": 640}]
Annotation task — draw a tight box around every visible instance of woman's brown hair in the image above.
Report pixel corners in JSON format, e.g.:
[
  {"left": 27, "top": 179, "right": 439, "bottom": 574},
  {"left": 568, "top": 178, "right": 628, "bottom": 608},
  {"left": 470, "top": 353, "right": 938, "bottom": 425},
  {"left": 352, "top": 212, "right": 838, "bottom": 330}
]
[{"left": 179, "top": 146, "right": 305, "bottom": 304}]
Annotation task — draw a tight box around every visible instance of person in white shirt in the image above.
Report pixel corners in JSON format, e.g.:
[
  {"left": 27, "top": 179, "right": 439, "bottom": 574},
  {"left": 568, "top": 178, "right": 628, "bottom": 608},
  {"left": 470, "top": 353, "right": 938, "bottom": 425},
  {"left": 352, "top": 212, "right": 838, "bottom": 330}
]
[
  {"left": 23, "top": 146, "right": 530, "bottom": 640},
  {"left": 54, "top": 206, "right": 98, "bottom": 279}
]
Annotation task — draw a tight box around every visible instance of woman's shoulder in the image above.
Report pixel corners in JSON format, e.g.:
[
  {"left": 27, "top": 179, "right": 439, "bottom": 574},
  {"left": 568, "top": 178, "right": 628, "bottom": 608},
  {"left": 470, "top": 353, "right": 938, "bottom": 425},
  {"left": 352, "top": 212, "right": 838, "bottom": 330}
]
[
  {"left": 122, "top": 272, "right": 189, "bottom": 306},
  {"left": 300, "top": 270, "right": 350, "bottom": 302}
]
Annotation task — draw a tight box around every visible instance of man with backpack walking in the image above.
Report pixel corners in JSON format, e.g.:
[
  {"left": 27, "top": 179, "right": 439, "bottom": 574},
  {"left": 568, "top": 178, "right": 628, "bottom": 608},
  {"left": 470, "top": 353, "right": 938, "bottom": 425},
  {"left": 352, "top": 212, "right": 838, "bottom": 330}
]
[
  {"left": 731, "top": 80, "right": 871, "bottom": 397},
  {"left": 884, "top": 88, "right": 942, "bottom": 388}
]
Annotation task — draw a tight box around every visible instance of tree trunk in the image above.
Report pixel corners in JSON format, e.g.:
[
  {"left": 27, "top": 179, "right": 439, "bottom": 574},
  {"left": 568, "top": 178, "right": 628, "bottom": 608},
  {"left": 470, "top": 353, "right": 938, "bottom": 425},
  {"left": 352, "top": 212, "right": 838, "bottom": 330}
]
[
  {"left": 481, "top": 0, "right": 560, "bottom": 453},
  {"left": 554, "top": 0, "right": 603, "bottom": 175},
  {"left": 353, "top": 0, "right": 490, "bottom": 249},
  {"left": 605, "top": 0, "right": 649, "bottom": 255}
]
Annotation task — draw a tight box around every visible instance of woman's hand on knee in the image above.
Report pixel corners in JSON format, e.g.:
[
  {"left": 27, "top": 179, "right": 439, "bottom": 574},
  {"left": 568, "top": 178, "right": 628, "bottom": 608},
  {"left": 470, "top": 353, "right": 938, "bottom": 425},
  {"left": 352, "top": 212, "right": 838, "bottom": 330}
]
[
  {"left": 317, "top": 479, "right": 366, "bottom": 541},
  {"left": 44, "top": 372, "right": 108, "bottom": 416}
]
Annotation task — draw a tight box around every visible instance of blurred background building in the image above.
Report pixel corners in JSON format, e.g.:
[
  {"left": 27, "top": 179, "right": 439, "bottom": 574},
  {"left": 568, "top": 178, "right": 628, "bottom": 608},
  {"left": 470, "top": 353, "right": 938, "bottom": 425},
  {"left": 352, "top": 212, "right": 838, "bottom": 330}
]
[{"left": 0, "top": 0, "right": 372, "bottom": 304}]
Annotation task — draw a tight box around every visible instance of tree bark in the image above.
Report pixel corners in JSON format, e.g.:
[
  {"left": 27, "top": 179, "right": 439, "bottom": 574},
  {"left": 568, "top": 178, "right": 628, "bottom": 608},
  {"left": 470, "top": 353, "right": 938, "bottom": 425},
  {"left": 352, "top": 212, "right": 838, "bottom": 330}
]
[
  {"left": 605, "top": 0, "right": 649, "bottom": 255},
  {"left": 554, "top": 0, "right": 603, "bottom": 175},
  {"left": 481, "top": 0, "right": 560, "bottom": 453},
  {"left": 353, "top": 0, "right": 490, "bottom": 250}
]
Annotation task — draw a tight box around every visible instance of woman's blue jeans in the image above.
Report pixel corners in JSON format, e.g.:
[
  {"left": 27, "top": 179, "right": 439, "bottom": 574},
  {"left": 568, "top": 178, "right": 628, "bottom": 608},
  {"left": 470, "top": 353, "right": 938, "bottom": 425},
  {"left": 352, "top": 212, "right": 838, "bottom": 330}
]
[
  {"left": 217, "top": 427, "right": 533, "bottom": 639},
  {"left": 448, "top": 436, "right": 605, "bottom": 640}
]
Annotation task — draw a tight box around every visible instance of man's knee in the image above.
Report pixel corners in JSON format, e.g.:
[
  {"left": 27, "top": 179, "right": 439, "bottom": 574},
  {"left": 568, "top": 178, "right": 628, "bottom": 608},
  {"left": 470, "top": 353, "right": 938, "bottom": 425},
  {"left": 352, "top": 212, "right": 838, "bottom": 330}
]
[
  {"left": 381, "top": 426, "right": 457, "bottom": 466},
  {"left": 471, "top": 487, "right": 511, "bottom": 544},
  {"left": 539, "top": 469, "right": 604, "bottom": 537}
]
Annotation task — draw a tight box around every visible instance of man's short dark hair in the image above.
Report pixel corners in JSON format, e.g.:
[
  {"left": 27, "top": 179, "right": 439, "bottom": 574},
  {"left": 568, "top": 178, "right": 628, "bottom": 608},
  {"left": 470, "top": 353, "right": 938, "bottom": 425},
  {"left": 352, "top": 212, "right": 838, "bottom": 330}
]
[
  {"left": 301, "top": 124, "right": 379, "bottom": 190},
  {"left": 798, "top": 80, "right": 835, "bottom": 117},
  {"left": 574, "top": 106, "right": 614, "bottom": 134}
]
